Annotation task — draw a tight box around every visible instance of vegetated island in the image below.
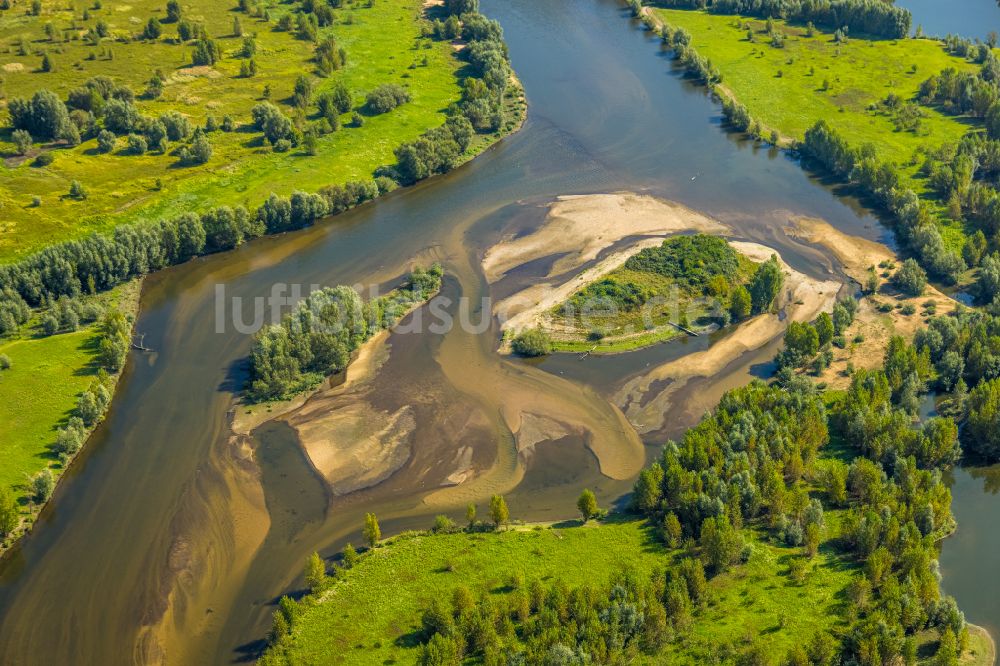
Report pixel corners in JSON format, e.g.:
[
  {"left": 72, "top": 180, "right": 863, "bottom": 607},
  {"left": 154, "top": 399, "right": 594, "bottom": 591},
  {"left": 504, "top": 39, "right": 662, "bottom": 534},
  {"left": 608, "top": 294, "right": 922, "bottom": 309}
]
[
  {"left": 632, "top": 0, "right": 1000, "bottom": 309},
  {"left": 531, "top": 234, "right": 772, "bottom": 353},
  {"left": 231, "top": 265, "right": 442, "bottom": 495},
  {"left": 486, "top": 193, "right": 840, "bottom": 357},
  {"left": 0, "top": 0, "right": 524, "bottom": 553}
]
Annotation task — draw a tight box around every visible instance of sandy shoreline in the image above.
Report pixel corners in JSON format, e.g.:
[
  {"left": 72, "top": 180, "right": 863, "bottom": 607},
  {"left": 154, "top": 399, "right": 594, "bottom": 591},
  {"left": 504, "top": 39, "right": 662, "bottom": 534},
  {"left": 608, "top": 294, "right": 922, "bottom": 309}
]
[
  {"left": 485, "top": 192, "right": 729, "bottom": 347},
  {"left": 788, "top": 217, "right": 961, "bottom": 389}
]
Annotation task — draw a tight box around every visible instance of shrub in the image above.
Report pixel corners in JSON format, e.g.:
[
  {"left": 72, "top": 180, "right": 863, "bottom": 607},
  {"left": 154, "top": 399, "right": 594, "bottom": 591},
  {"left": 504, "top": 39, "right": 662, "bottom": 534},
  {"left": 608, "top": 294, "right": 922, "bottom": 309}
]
[
  {"left": 0, "top": 354, "right": 10, "bottom": 370},
  {"left": 34, "top": 152, "right": 54, "bottom": 167},
  {"left": 12, "top": 129, "right": 32, "bottom": 155},
  {"left": 511, "top": 328, "right": 552, "bottom": 357},
  {"left": 126, "top": 134, "right": 148, "bottom": 155},
  {"left": 365, "top": 84, "right": 411, "bottom": 114},
  {"left": 96, "top": 129, "right": 116, "bottom": 153},
  {"left": 69, "top": 180, "right": 87, "bottom": 199},
  {"left": 890, "top": 258, "right": 927, "bottom": 297}
]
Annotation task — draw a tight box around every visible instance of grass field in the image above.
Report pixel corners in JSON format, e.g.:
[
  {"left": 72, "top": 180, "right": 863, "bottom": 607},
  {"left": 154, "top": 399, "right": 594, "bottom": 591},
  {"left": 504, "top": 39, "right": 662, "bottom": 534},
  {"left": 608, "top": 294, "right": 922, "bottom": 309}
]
[
  {"left": 650, "top": 7, "right": 980, "bottom": 250},
  {"left": 272, "top": 517, "right": 859, "bottom": 665},
  {"left": 0, "top": 0, "right": 468, "bottom": 262},
  {"left": 0, "top": 280, "right": 140, "bottom": 513}
]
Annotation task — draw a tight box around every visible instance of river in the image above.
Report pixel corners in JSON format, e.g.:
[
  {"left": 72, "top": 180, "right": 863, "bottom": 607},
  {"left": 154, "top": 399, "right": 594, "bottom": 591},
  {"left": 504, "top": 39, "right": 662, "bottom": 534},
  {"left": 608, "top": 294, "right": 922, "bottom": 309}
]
[{"left": 0, "top": 0, "right": 995, "bottom": 664}]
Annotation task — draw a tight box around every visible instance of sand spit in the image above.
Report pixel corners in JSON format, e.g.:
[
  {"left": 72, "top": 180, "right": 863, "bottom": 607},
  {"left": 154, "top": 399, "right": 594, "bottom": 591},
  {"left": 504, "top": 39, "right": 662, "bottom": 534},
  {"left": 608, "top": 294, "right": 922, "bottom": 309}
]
[
  {"left": 273, "top": 330, "right": 420, "bottom": 496},
  {"left": 614, "top": 242, "right": 841, "bottom": 435},
  {"left": 482, "top": 193, "right": 728, "bottom": 283}
]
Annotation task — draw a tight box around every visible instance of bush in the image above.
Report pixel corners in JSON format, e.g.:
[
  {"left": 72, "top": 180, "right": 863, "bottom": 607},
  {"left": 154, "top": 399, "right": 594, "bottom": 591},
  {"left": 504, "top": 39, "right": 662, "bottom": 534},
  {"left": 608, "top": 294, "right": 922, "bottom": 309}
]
[
  {"left": 12, "top": 129, "right": 32, "bottom": 155},
  {"left": 33, "top": 152, "right": 54, "bottom": 167},
  {"left": 511, "top": 328, "right": 552, "bottom": 357},
  {"left": 0, "top": 354, "right": 10, "bottom": 370},
  {"left": 890, "top": 258, "right": 927, "bottom": 297},
  {"left": 365, "top": 84, "right": 411, "bottom": 114},
  {"left": 126, "top": 134, "right": 148, "bottom": 155},
  {"left": 69, "top": 180, "right": 87, "bottom": 199},
  {"left": 96, "top": 129, "right": 116, "bottom": 153}
]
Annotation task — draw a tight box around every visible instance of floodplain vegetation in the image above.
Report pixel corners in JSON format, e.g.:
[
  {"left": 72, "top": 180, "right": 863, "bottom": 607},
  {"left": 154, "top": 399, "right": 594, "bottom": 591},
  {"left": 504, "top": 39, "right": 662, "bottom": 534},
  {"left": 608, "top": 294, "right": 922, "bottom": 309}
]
[{"left": 259, "top": 294, "right": 1000, "bottom": 665}]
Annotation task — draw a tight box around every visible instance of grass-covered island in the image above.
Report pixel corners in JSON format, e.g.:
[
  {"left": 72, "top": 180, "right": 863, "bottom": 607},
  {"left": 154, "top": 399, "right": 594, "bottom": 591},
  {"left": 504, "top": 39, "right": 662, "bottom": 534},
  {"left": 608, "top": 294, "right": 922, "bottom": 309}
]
[{"left": 542, "top": 234, "right": 773, "bottom": 352}]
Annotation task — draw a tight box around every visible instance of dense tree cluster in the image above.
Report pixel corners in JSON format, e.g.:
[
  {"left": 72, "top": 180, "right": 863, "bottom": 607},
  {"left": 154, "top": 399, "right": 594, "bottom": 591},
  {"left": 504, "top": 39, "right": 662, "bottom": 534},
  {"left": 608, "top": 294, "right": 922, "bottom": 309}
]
[
  {"left": 801, "top": 120, "right": 966, "bottom": 283},
  {"left": 656, "top": 0, "right": 911, "bottom": 39},
  {"left": 632, "top": 380, "right": 828, "bottom": 558},
  {"left": 246, "top": 265, "right": 442, "bottom": 401},
  {"left": 394, "top": 116, "right": 474, "bottom": 184},
  {"left": 7, "top": 76, "right": 217, "bottom": 163},
  {"left": 906, "top": 308, "right": 1000, "bottom": 461},
  {"left": 627, "top": 312, "right": 968, "bottom": 663}
]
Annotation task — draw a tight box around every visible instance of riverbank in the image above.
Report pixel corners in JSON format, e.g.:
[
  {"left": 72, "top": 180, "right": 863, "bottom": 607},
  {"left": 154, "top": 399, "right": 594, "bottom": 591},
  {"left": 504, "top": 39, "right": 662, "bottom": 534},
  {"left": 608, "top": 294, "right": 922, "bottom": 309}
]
[
  {"left": 638, "top": 4, "right": 982, "bottom": 266},
  {"left": 965, "top": 624, "right": 997, "bottom": 666},
  {"left": 231, "top": 274, "right": 441, "bottom": 496},
  {"left": 0, "top": 278, "right": 143, "bottom": 558}
]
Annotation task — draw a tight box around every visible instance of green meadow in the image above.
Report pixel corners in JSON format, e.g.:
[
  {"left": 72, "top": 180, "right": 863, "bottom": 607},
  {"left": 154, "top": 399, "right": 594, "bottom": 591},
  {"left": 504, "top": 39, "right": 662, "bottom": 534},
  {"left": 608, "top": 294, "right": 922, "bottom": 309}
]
[
  {"left": 651, "top": 7, "right": 981, "bottom": 249},
  {"left": 273, "top": 517, "right": 858, "bottom": 665},
  {"left": 0, "top": 0, "right": 467, "bottom": 262},
  {"left": 0, "top": 280, "right": 139, "bottom": 516}
]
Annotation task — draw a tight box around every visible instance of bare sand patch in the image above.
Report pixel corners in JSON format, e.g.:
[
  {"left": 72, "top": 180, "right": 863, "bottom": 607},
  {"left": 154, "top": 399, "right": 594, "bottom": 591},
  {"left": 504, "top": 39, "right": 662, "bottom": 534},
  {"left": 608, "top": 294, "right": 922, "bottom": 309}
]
[
  {"left": 789, "top": 217, "right": 961, "bottom": 389},
  {"left": 290, "top": 403, "right": 415, "bottom": 496},
  {"left": 482, "top": 193, "right": 727, "bottom": 283},
  {"left": 614, "top": 243, "right": 840, "bottom": 434}
]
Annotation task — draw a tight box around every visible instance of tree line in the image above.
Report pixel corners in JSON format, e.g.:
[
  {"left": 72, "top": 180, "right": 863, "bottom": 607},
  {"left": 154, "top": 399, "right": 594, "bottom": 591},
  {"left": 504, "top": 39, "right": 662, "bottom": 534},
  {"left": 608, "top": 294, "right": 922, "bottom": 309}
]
[
  {"left": 655, "top": 0, "right": 912, "bottom": 39},
  {"left": 394, "top": 1, "right": 514, "bottom": 184},
  {"left": 246, "top": 265, "right": 443, "bottom": 401},
  {"left": 0, "top": 179, "right": 390, "bottom": 338},
  {"left": 801, "top": 120, "right": 967, "bottom": 285}
]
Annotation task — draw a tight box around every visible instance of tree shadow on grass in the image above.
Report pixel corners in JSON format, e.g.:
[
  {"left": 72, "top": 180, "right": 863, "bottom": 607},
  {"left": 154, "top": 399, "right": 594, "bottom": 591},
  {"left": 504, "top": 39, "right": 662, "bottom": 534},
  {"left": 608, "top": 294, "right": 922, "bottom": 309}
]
[{"left": 393, "top": 628, "right": 425, "bottom": 649}]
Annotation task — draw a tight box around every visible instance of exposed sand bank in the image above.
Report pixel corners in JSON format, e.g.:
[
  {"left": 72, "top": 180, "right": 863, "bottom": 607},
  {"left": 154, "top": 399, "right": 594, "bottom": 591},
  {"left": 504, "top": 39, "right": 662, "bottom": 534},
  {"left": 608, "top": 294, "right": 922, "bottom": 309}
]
[
  {"left": 482, "top": 193, "right": 727, "bottom": 283},
  {"left": 614, "top": 242, "right": 841, "bottom": 435},
  {"left": 788, "top": 218, "right": 961, "bottom": 389}
]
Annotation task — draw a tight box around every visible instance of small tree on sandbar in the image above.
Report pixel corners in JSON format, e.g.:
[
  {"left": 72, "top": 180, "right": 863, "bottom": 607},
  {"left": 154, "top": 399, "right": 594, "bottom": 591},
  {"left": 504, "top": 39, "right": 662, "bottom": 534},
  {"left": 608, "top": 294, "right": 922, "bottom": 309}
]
[
  {"left": 363, "top": 512, "right": 381, "bottom": 548},
  {"left": 490, "top": 494, "right": 509, "bottom": 531},
  {"left": 577, "top": 489, "right": 598, "bottom": 523}
]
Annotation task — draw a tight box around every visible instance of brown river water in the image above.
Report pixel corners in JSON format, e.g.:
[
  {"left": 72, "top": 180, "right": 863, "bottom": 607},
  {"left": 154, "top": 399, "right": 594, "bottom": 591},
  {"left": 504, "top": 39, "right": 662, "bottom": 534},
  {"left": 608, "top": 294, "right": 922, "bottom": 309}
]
[{"left": 0, "top": 0, "right": 996, "bottom": 663}]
